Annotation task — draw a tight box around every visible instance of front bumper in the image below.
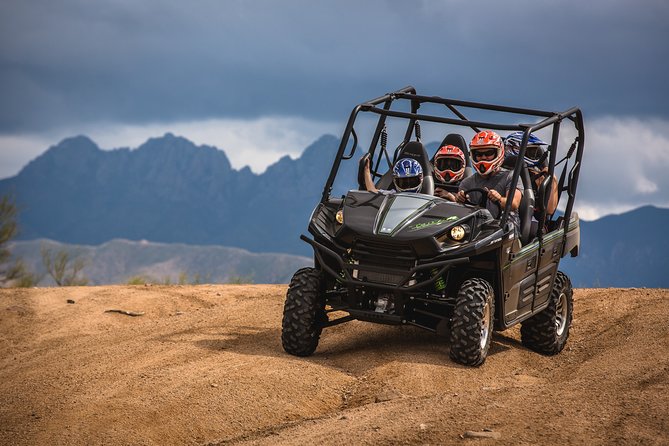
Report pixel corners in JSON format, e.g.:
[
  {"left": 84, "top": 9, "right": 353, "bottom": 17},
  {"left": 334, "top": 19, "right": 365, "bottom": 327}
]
[{"left": 301, "top": 234, "right": 469, "bottom": 292}]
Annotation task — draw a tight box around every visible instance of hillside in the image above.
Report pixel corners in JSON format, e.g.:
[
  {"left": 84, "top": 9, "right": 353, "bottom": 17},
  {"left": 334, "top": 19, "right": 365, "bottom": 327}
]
[
  {"left": 561, "top": 206, "right": 669, "bottom": 287},
  {"left": 9, "top": 239, "right": 310, "bottom": 285},
  {"left": 1, "top": 133, "right": 667, "bottom": 286},
  {"left": 1, "top": 285, "right": 667, "bottom": 445},
  {"left": 0, "top": 133, "right": 352, "bottom": 256},
  {"left": 9, "top": 206, "right": 669, "bottom": 288}
]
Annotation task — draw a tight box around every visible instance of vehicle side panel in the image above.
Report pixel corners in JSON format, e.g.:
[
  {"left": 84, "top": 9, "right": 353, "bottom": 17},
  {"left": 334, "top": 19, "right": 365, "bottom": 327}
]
[
  {"left": 533, "top": 229, "right": 563, "bottom": 309},
  {"left": 500, "top": 239, "right": 540, "bottom": 327}
]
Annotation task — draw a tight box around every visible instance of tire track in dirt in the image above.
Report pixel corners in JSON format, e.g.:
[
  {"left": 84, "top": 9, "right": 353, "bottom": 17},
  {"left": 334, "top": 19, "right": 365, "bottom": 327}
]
[{"left": 0, "top": 286, "right": 667, "bottom": 445}]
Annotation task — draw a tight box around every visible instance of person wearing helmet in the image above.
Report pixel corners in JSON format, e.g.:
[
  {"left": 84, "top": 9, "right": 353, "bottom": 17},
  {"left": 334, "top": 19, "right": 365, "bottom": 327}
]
[
  {"left": 504, "top": 131, "right": 558, "bottom": 215},
  {"left": 504, "top": 131, "right": 549, "bottom": 166},
  {"left": 363, "top": 156, "right": 424, "bottom": 194},
  {"left": 452, "top": 130, "right": 523, "bottom": 229},
  {"left": 433, "top": 144, "right": 465, "bottom": 200}
]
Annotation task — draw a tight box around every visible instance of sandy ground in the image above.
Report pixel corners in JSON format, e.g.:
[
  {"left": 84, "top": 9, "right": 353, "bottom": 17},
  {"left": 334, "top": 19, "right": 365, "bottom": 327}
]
[{"left": 0, "top": 285, "right": 668, "bottom": 446}]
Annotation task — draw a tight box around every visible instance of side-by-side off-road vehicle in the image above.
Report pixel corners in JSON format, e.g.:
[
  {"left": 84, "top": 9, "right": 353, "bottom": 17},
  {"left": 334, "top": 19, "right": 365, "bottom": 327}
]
[{"left": 281, "top": 86, "right": 584, "bottom": 366}]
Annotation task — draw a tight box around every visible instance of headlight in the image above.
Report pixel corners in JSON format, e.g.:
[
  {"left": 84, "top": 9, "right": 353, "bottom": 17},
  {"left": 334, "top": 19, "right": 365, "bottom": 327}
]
[
  {"left": 450, "top": 225, "right": 467, "bottom": 241},
  {"left": 335, "top": 210, "right": 344, "bottom": 224}
]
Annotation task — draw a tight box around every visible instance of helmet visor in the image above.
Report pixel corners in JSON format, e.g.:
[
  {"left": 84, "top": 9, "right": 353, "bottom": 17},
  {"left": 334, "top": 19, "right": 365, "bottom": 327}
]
[
  {"left": 472, "top": 148, "right": 496, "bottom": 161},
  {"left": 435, "top": 157, "right": 463, "bottom": 172},
  {"left": 395, "top": 175, "right": 422, "bottom": 192},
  {"left": 525, "top": 146, "right": 544, "bottom": 160}
]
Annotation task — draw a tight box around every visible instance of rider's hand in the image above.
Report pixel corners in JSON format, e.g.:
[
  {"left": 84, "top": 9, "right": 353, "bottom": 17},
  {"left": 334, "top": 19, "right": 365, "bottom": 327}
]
[
  {"left": 435, "top": 188, "right": 456, "bottom": 201},
  {"left": 455, "top": 190, "right": 466, "bottom": 203},
  {"left": 486, "top": 187, "right": 503, "bottom": 205}
]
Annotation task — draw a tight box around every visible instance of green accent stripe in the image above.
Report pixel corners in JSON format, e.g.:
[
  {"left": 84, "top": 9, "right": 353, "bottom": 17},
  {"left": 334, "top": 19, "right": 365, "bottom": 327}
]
[{"left": 502, "top": 216, "right": 579, "bottom": 270}]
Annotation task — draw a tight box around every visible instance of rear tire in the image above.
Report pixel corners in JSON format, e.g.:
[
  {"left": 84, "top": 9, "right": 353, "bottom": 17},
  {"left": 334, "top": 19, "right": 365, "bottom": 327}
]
[
  {"left": 281, "top": 267, "right": 325, "bottom": 357},
  {"left": 521, "top": 271, "right": 573, "bottom": 355},
  {"left": 449, "top": 278, "right": 495, "bottom": 367}
]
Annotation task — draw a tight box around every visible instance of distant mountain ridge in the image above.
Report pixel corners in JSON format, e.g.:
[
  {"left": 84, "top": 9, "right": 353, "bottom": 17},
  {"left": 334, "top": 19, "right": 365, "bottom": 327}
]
[
  {"left": 561, "top": 205, "right": 669, "bottom": 288},
  {"left": 0, "top": 133, "right": 349, "bottom": 256},
  {"left": 1, "top": 134, "right": 667, "bottom": 287}
]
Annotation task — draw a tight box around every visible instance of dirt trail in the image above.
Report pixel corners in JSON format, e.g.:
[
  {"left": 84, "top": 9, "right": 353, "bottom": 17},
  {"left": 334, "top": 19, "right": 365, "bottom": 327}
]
[{"left": 1, "top": 285, "right": 667, "bottom": 445}]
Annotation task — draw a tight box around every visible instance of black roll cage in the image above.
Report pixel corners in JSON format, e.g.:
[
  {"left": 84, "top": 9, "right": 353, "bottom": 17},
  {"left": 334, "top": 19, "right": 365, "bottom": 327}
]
[{"left": 321, "top": 86, "right": 585, "bottom": 246}]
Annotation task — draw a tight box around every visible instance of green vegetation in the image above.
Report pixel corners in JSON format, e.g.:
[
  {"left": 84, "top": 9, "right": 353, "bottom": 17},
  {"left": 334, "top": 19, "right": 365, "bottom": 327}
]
[
  {"left": 0, "top": 195, "right": 38, "bottom": 287},
  {"left": 184, "top": 272, "right": 210, "bottom": 285},
  {"left": 126, "top": 271, "right": 212, "bottom": 286},
  {"left": 126, "top": 275, "right": 150, "bottom": 285},
  {"left": 41, "top": 246, "right": 89, "bottom": 286},
  {"left": 10, "top": 239, "right": 309, "bottom": 285},
  {"left": 226, "top": 274, "right": 254, "bottom": 285}
]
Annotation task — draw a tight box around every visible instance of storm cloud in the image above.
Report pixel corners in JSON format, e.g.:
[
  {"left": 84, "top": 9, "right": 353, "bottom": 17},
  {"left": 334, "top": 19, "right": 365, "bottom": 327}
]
[
  {"left": 1, "top": 0, "right": 667, "bottom": 132},
  {"left": 0, "top": 0, "right": 668, "bottom": 219}
]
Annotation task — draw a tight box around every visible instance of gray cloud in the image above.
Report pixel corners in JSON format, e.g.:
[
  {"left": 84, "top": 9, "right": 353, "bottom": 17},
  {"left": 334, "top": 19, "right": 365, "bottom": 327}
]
[
  {"left": 571, "top": 116, "right": 669, "bottom": 219},
  {"left": 1, "top": 0, "right": 668, "bottom": 133},
  {"left": 1, "top": 0, "right": 668, "bottom": 220}
]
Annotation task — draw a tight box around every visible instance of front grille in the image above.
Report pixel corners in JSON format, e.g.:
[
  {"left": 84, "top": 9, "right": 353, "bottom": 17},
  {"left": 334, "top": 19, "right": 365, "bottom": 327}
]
[
  {"left": 353, "top": 238, "right": 414, "bottom": 264},
  {"left": 351, "top": 238, "right": 415, "bottom": 285}
]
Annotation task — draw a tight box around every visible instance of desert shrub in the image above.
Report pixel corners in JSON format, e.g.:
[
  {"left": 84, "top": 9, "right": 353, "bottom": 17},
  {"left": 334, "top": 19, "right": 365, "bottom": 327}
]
[
  {"left": 0, "top": 195, "right": 39, "bottom": 287},
  {"left": 226, "top": 275, "right": 254, "bottom": 284},
  {"left": 41, "top": 246, "right": 89, "bottom": 286},
  {"left": 126, "top": 275, "right": 150, "bottom": 285}
]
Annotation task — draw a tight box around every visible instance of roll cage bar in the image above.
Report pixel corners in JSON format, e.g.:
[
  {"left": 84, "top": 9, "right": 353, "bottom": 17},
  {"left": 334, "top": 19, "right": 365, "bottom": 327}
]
[{"left": 322, "top": 86, "right": 585, "bottom": 247}]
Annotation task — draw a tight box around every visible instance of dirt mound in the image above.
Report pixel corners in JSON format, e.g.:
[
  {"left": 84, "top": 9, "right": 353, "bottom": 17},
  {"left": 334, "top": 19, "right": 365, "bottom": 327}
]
[{"left": 1, "top": 285, "right": 667, "bottom": 445}]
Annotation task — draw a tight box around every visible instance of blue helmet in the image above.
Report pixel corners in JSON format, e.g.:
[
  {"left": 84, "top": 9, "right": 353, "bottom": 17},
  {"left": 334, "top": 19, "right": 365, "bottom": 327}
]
[
  {"left": 392, "top": 158, "right": 423, "bottom": 193},
  {"left": 504, "top": 131, "right": 548, "bottom": 168}
]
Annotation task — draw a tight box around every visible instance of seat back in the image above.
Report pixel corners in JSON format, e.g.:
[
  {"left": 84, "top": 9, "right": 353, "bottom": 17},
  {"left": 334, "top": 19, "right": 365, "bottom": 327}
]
[{"left": 503, "top": 155, "right": 535, "bottom": 245}]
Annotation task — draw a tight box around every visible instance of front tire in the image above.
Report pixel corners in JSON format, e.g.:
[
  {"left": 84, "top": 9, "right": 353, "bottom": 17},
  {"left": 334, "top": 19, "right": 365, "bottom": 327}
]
[
  {"left": 521, "top": 271, "right": 573, "bottom": 355},
  {"left": 281, "top": 267, "right": 325, "bottom": 357},
  {"left": 449, "top": 278, "right": 495, "bottom": 366}
]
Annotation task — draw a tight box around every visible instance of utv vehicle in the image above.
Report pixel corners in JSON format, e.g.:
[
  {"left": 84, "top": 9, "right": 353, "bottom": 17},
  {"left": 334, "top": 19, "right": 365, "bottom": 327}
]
[{"left": 281, "top": 86, "right": 584, "bottom": 366}]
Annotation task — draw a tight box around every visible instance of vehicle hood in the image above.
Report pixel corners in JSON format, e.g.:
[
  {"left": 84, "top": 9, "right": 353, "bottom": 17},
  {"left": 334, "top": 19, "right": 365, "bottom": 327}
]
[{"left": 339, "top": 191, "right": 488, "bottom": 242}]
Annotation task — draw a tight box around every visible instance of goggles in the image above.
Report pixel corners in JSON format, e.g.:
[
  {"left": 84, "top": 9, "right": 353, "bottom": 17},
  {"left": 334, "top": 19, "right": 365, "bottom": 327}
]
[
  {"left": 435, "top": 157, "right": 464, "bottom": 171},
  {"left": 395, "top": 176, "right": 422, "bottom": 192},
  {"left": 472, "top": 148, "right": 496, "bottom": 161}
]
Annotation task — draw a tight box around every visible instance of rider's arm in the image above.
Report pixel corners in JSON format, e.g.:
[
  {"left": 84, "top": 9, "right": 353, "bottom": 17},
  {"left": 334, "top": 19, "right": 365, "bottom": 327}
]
[
  {"left": 489, "top": 187, "right": 521, "bottom": 211},
  {"left": 546, "top": 176, "right": 559, "bottom": 214},
  {"left": 534, "top": 169, "right": 559, "bottom": 215},
  {"left": 500, "top": 188, "right": 522, "bottom": 211},
  {"left": 363, "top": 158, "right": 379, "bottom": 193},
  {"left": 435, "top": 188, "right": 457, "bottom": 201}
]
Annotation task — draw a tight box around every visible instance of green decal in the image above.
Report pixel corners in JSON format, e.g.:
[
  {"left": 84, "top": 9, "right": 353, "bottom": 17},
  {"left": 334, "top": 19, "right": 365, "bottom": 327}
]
[{"left": 409, "top": 216, "right": 457, "bottom": 231}]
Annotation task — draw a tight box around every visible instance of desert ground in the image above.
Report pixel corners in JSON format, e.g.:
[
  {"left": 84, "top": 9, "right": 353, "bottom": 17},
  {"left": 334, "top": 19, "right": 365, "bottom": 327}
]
[{"left": 0, "top": 285, "right": 667, "bottom": 445}]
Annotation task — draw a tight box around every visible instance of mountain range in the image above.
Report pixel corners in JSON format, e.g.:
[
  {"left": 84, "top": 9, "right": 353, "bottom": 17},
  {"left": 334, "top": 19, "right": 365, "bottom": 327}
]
[
  {"left": 1, "top": 134, "right": 667, "bottom": 287},
  {"left": 0, "top": 133, "right": 351, "bottom": 256},
  {"left": 561, "top": 205, "right": 669, "bottom": 288}
]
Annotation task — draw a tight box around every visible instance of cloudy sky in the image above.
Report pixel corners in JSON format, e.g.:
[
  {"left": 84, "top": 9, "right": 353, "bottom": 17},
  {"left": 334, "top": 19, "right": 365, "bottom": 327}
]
[{"left": 1, "top": 0, "right": 668, "bottom": 219}]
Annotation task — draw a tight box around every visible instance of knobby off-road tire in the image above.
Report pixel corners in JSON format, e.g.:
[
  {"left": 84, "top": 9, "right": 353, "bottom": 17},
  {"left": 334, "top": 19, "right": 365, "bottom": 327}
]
[
  {"left": 449, "top": 278, "right": 495, "bottom": 367},
  {"left": 521, "top": 271, "right": 573, "bottom": 355},
  {"left": 281, "top": 267, "right": 326, "bottom": 357}
]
